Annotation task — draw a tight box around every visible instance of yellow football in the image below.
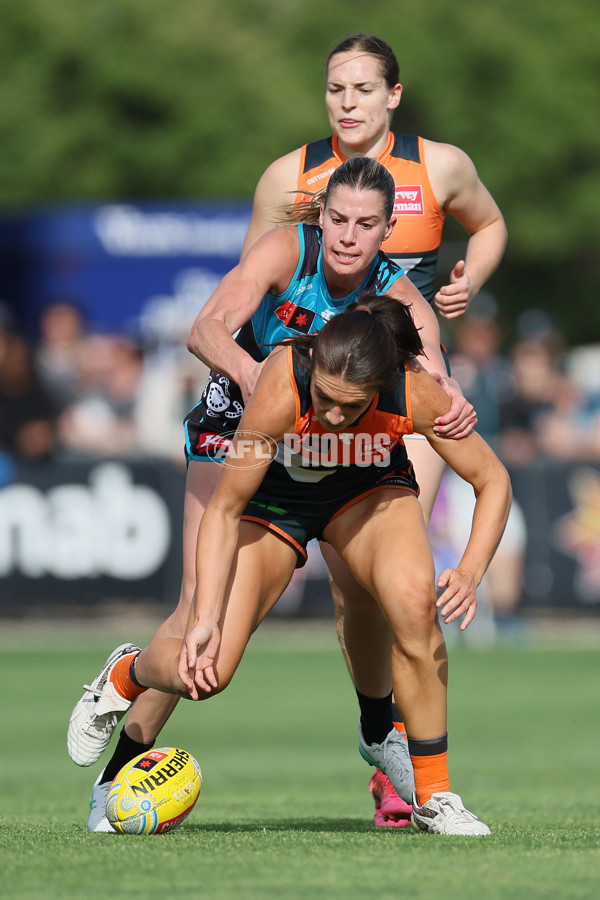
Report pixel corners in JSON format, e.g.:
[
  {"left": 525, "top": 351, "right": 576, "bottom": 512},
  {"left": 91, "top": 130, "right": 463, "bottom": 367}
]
[{"left": 106, "top": 747, "right": 202, "bottom": 834}]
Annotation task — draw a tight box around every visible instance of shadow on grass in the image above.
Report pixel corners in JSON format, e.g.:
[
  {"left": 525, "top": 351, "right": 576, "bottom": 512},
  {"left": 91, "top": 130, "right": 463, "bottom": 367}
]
[{"left": 183, "top": 818, "right": 411, "bottom": 834}]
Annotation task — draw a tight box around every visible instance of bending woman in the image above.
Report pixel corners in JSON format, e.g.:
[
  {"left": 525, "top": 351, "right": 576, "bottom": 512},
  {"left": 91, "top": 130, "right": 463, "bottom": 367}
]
[
  {"left": 68, "top": 293, "right": 511, "bottom": 835},
  {"left": 70, "top": 156, "right": 475, "bottom": 831}
]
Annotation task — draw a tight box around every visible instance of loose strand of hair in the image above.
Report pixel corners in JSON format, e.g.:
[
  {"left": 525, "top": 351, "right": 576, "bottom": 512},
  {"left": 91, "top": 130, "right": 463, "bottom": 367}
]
[{"left": 268, "top": 190, "right": 325, "bottom": 228}]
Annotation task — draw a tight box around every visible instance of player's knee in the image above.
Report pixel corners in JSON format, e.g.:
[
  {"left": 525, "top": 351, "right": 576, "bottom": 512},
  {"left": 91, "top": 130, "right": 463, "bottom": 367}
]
[{"left": 387, "top": 575, "right": 437, "bottom": 635}]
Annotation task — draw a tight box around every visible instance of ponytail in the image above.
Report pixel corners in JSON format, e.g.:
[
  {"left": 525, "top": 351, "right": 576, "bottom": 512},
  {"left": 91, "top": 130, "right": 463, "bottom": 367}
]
[
  {"left": 268, "top": 189, "right": 325, "bottom": 228},
  {"left": 292, "top": 292, "right": 424, "bottom": 392}
]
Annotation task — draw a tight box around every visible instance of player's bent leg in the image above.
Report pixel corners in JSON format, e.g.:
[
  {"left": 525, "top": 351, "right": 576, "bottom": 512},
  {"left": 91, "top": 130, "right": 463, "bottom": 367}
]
[
  {"left": 77, "top": 460, "right": 221, "bottom": 828},
  {"left": 75, "top": 522, "right": 297, "bottom": 809},
  {"left": 327, "top": 490, "right": 489, "bottom": 834},
  {"left": 323, "top": 441, "right": 443, "bottom": 824},
  {"left": 103, "top": 460, "right": 221, "bottom": 743},
  {"left": 320, "top": 542, "right": 393, "bottom": 696},
  {"left": 320, "top": 541, "right": 410, "bottom": 818},
  {"left": 325, "top": 492, "right": 444, "bottom": 780},
  {"left": 134, "top": 523, "right": 299, "bottom": 698}
]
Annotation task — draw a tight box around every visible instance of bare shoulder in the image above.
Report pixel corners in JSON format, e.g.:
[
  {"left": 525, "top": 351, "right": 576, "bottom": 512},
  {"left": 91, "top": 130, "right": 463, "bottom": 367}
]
[
  {"left": 241, "top": 223, "right": 300, "bottom": 273},
  {"left": 244, "top": 347, "right": 296, "bottom": 436},
  {"left": 422, "top": 138, "right": 475, "bottom": 174},
  {"left": 422, "top": 138, "right": 478, "bottom": 198},
  {"left": 254, "top": 147, "right": 304, "bottom": 204},
  {"left": 242, "top": 148, "right": 305, "bottom": 256},
  {"left": 260, "top": 345, "right": 292, "bottom": 381},
  {"left": 422, "top": 138, "right": 503, "bottom": 228}
]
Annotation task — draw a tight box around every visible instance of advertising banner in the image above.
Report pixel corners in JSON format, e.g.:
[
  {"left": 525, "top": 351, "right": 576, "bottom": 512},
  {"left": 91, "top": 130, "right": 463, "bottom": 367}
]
[
  {"left": 1, "top": 459, "right": 600, "bottom": 616},
  {"left": 0, "top": 202, "right": 251, "bottom": 343},
  {"left": 0, "top": 459, "right": 184, "bottom": 607}
]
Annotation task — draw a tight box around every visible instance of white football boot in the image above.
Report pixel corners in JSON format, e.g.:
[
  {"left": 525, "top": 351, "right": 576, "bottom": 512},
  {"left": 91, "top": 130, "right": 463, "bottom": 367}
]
[
  {"left": 358, "top": 725, "right": 415, "bottom": 804},
  {"left": 411, "top": 791, "right": 491, "bottom": 835},
  {"left": 68, "top": 643, "right": 140, "bottom": 767},
  {"left": 87, "top": 771, "right": 115, "bottom": 833}
]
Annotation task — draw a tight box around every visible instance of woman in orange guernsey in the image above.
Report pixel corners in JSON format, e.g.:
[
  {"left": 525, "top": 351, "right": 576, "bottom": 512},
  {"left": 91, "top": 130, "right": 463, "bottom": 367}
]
[
  {"left": 244, "top": 33, "right": 506, "bottom": 318},
  {"left": 68, "top": 293, "right": 511, "bottom": 835}
]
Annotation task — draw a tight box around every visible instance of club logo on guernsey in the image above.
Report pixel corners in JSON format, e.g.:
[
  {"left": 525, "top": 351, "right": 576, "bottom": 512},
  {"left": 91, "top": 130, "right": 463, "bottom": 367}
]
[
  {"left": 394, "top": 185, "right": 424, "bottom": 215},
  {"left": 275, "top": 301, "right": 316, "bottom": 334}
]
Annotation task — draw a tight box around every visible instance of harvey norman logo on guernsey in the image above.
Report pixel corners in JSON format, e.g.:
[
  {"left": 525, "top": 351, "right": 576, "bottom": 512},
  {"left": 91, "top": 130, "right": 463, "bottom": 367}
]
[{"left": 394, "top": 185, "right": 424, "bottom": 215}]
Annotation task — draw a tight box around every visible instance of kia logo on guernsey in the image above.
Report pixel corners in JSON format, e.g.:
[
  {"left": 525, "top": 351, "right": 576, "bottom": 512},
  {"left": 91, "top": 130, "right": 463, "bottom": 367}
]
[
  {"left": 202, "top": 431, "right": 278, "bottom": 469},
  {"left": 394, "top": 186, "right": 424, "bottom": 215}
]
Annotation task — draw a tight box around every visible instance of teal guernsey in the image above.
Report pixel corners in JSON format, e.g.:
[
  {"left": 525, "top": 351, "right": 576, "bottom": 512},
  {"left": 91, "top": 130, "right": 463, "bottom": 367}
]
[
  {"left": 235, "top": 224, "right": 405, "bottom": 361},
  {"left": 185, "top": 224, "right": 405, "bottom": 460}
]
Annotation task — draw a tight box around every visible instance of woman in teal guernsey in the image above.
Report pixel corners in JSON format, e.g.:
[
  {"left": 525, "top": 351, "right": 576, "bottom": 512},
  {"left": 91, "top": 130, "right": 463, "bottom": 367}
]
[
  {"left": 184, "top": 213, "right": 406, "bottom": 458},
  {"left": 68, "top": 293, "right": 511, "bottom": 835},
  {"left": 71, "top": 157, "right": 476, "bottom": 833}
]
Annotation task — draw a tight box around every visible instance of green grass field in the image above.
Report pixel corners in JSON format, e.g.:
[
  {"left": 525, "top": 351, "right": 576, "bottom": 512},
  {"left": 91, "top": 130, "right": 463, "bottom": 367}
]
[{"left": 1, "top": 618, "right": 599, "bottom": 900}]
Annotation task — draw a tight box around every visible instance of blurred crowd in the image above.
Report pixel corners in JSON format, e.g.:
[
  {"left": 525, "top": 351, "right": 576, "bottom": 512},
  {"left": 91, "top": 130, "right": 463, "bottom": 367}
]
[
  {"left": 447, "top": 297, "right": 600, "bottom": 465},
  {"left": 0, "top": 298, "right": 209, "bottom": 468},
  {"left": 2, "top": 293, "right": 600, "bottom": 630},
  {"left": 436, "top": 295, "right": 600, "bottom": 635},
  {"left": 2, "top": 293, "right": 600, "bottom": 469}
]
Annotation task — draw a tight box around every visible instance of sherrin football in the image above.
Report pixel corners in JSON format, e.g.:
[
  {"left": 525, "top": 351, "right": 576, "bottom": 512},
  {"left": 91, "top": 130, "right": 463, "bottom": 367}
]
[{"left": 106, "top": 747, "right": 202, "bottom": 834}]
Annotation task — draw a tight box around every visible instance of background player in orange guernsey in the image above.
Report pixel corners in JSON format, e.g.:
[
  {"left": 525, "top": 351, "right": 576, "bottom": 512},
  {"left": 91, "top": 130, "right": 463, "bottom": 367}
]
[
  {"left": 241, "top": 32, "right": 507, "bottom": 824},
  {"left": 243, "top": 32, "right": 506, "bottom": 328}
]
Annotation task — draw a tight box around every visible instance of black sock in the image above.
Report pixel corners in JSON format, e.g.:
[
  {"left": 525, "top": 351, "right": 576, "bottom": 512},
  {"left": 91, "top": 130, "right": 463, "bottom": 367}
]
[
  {"left": 356, "top": 689, "right": 393, "bottom": 746},
  {"left": 391, "top": 700, "right": 403, "bottom": 722},
  {"left": 99, "top": 727, "right": 156, "bottom": 784}
]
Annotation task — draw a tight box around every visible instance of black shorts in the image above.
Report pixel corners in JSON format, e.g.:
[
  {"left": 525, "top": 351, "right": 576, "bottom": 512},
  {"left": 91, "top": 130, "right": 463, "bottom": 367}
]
[
  {"left": 184, "top": 370, "right": 244, "bottom": 462},
  {"left": 241, "top": 458, "right": 419, "bottom": 568}
]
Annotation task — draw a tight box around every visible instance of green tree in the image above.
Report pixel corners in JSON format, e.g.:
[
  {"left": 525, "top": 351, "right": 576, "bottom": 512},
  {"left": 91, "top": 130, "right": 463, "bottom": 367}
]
[{"left": 0, "top": 0, "right": 599, "bottom": 341}]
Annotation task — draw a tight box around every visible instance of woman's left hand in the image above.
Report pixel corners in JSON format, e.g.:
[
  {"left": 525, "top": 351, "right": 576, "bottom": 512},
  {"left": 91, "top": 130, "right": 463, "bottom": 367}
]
[
  {"left": 433, "top": 261, "right": 472, "bottom": 319},
  {"left": 436, "top": 568, "right": 478, "bottom": 630},
  {"left": 431, "top": 374, "right": 477, "bottom": 439}
]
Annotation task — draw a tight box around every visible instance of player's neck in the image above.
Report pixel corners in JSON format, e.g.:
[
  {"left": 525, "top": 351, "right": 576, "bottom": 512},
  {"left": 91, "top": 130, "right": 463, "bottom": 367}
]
[
  {"left": 336, "top": 129, "right": 391, "bottom": 161},
  {"left": 322, "top": 262, "right": 368, "bottom": 300}
]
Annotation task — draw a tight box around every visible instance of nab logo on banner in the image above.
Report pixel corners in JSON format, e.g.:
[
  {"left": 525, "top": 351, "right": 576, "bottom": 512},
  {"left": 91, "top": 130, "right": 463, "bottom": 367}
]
[{"left": 394, "top": 186, "right": 424, "bottom": 215}]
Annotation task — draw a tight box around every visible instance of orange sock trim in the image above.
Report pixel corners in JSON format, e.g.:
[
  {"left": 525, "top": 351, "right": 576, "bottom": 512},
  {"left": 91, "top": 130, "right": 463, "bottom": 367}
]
[
  {"left": 410, "top": 751, "right": 450, "bottom": 806},
  {"left": 393, "top": 720, "right": 407, "bottom": 737},
  {"left": 110, "top": 653, "right": 147, "bottom": 702}
]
